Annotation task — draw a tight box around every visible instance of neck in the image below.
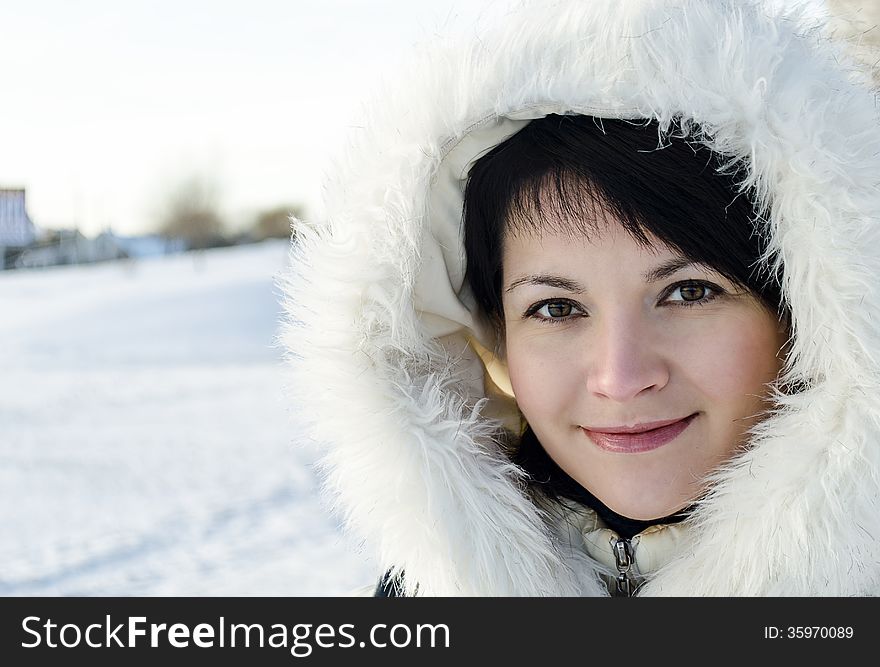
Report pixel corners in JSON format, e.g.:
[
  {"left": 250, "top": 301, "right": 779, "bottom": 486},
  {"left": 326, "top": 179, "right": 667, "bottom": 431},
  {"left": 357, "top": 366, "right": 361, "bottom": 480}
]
[{"left": 575, "top": 485, "right": 692, "bottom": 539}]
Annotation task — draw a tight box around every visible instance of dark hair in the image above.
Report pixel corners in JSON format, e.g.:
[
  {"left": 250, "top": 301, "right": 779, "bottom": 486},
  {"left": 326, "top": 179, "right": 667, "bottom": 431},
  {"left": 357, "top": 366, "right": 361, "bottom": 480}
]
[{"left": 462, "top": 114, "right": 788, "bottom": 510}]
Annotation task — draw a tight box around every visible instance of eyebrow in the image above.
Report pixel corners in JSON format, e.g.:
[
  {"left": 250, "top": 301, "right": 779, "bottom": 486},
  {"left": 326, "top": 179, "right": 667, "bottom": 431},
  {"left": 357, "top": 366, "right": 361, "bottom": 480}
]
[
  {"left": 504, "top": 274, "right": 585, "bottom": 293},
  {"left": 642, "top": 258, "right": 699, "bottom": 283},
  {"left": 504, "top": 258, "right": 699, "bottom": 293}
]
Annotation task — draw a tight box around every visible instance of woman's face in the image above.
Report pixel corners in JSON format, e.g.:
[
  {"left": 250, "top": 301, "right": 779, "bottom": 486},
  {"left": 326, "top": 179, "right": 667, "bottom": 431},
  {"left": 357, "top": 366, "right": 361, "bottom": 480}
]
[{"left": 501, "top": 217, "right": 788, "bottom": 520}]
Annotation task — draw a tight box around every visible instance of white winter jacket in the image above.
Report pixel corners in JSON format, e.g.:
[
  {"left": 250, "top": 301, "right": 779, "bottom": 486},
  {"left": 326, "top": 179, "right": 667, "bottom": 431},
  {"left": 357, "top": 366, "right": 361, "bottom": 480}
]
[{"left": 281, "top": 0, "right": 880, "bottom": 596}]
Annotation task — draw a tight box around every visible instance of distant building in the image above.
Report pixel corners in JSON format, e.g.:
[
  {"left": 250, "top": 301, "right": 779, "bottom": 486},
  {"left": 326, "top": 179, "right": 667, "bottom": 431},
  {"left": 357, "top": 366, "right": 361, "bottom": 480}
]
[
  {"left": 14, "top": 229, "right": 128, "bottom": 269},
  {"left": 0, "top": 188, "right": 37, "bottom": 269},
  {"left": 12, "top": 229, "right": 187, "bottom": 270}
]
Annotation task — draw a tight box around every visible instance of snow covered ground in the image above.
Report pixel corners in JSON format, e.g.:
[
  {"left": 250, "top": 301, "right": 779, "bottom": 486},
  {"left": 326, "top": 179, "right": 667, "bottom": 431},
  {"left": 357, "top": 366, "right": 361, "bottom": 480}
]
[{"left": 0, "top": 240, "right": 374, "bottom": 595}]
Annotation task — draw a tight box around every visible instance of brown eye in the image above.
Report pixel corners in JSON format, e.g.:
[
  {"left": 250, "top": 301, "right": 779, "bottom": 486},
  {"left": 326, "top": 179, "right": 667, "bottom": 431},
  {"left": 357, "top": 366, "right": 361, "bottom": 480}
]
[
  {"left": 679, "top": 284, "right": 706, "bottom": 301},
  {"left": 546, "top": 302, "right": 572, "bottom": 318},
  {"left": 664, "top": 281, "right": 724, "bottom": 307},
  {"left": 528, "top": 300, "right": 585, "bottom": 323}
]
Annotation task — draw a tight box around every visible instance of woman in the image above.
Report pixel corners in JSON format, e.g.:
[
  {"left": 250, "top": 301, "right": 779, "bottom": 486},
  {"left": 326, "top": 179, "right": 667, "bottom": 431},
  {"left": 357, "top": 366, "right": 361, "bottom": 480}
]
[
  {"left": 459, "top": 113, "right": 793, "bottom": 596},
  {"left": 282, "top": 0, "right": 880, "bottom": 596}
]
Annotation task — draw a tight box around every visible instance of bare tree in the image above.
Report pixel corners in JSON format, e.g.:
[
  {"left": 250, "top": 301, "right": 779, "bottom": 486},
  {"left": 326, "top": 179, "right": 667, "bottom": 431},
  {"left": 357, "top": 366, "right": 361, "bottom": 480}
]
[
  {"left": 158, "top": 175, "right": 227, "bottom": 250},
  {"left": 252, "top": 204, "right": 304, "bottom": 241}
]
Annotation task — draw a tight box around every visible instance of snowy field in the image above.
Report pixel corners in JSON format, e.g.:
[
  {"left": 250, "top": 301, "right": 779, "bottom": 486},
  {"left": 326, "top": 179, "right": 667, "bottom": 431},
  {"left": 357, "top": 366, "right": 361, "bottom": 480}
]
[{"left": 0, "top": 241, "right": 374, "bottom": 595}]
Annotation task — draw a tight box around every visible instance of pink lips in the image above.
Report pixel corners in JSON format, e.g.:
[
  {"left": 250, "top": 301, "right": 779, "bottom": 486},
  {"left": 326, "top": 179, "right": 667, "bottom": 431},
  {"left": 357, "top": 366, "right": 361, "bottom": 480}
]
[{"left": 582, "top": 414, "right": 698, "bottom": 453}]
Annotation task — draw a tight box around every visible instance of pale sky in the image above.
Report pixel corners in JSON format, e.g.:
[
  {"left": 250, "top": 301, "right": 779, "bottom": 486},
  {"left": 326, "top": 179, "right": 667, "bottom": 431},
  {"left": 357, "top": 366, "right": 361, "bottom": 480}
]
[
  {"left": 0, "top": 0, "right": 825, "bottom": 237},
  {"left": 0, "top": 0, "right": 516, "bottom": 236}
]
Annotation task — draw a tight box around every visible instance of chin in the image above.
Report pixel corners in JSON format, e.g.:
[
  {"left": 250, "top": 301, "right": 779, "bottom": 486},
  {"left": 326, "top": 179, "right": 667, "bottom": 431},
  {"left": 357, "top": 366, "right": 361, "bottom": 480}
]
[
  {"left": 584, "top": 464, "right": 698, "bottom": 521},
  {"left": 603, "top": 495, "right": 687, "bottom": 522}
]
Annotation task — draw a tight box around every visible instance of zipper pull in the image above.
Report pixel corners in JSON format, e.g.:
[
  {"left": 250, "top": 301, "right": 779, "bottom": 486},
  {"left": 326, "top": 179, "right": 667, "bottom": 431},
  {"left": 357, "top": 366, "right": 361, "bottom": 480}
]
[{"left": 612, "top": 537, "right": 635, "bottom": 597}]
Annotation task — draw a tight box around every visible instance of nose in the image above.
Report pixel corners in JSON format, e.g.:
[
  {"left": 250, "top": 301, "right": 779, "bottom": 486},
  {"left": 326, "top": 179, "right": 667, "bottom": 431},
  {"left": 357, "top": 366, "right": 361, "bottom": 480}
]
[{"left": 585, "top": 312, "right": 670, "bottom": 401}]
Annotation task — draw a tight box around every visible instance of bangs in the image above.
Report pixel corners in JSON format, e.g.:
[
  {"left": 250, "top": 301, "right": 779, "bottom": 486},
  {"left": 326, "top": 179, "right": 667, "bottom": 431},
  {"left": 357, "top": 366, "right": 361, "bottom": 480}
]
[{"left": 502, "top": 168, "right": 654, "bottom": 250}]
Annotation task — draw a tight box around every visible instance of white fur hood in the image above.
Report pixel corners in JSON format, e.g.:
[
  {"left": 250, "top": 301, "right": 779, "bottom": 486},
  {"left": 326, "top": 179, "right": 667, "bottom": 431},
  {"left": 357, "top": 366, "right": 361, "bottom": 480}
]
[{"left": 281, "top": 0, "right": 880, "bottom": 595}]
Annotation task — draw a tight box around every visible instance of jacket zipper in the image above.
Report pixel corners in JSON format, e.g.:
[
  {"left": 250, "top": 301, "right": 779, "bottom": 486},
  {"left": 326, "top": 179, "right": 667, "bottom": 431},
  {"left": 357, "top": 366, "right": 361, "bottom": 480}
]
[{"left": 611, "top": 537, "right": 636, "bottom": 597}]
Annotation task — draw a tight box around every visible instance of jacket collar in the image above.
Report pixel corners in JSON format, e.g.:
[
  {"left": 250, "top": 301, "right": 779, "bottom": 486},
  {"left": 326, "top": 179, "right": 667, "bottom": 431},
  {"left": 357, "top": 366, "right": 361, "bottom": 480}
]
[{"left": 555, "top": 501, "right": 692, "bottom": 595}]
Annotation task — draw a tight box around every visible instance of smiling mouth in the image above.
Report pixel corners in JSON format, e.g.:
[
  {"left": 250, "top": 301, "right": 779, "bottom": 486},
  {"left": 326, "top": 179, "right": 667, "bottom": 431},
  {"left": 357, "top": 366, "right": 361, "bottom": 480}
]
[{"left": 581, "top": 413, "right": 698, "bottom": 453}]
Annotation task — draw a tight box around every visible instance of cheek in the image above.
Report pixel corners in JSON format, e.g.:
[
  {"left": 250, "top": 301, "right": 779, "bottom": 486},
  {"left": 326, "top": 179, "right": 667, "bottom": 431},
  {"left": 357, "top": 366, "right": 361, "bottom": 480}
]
[
  {"left": 505, "top": 336, "right": 580, "bottom": 421},
  {"left": 689, "top": 313, "right": 783, "bottom": 406}
]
